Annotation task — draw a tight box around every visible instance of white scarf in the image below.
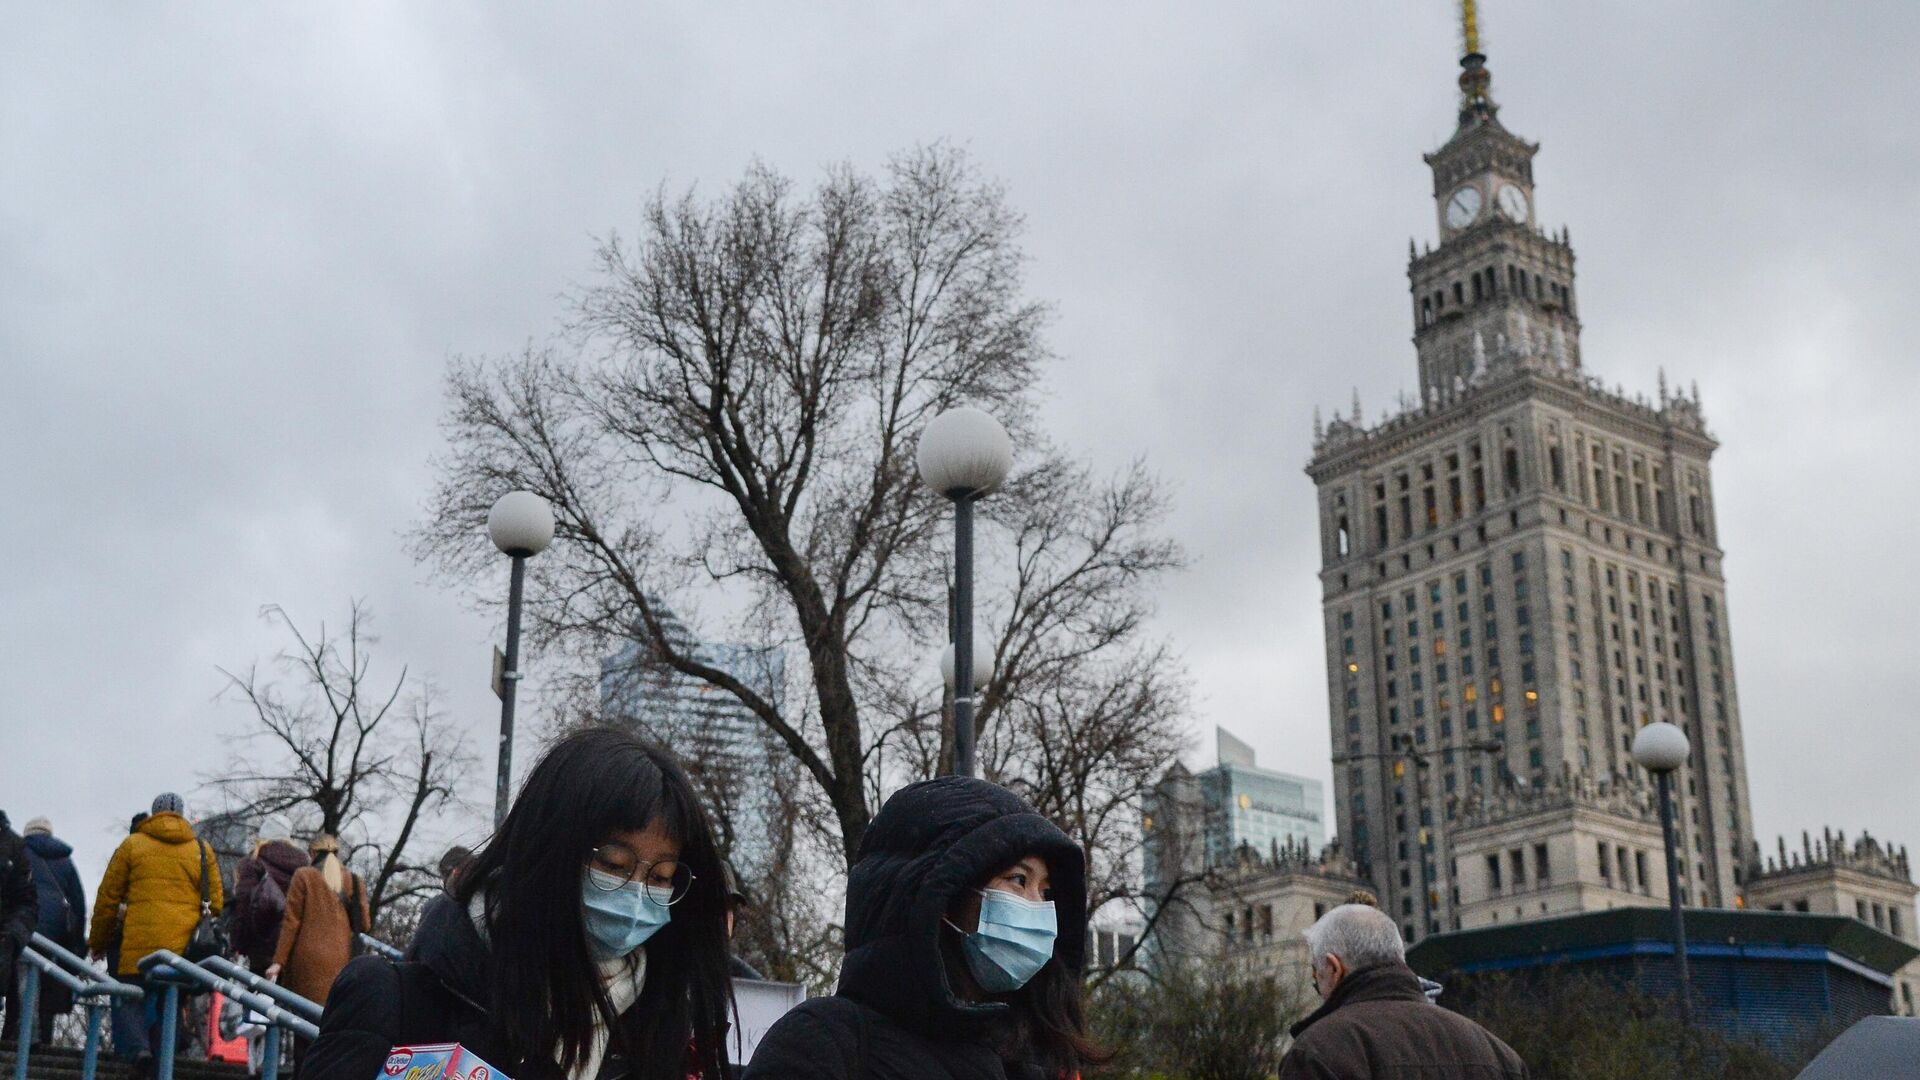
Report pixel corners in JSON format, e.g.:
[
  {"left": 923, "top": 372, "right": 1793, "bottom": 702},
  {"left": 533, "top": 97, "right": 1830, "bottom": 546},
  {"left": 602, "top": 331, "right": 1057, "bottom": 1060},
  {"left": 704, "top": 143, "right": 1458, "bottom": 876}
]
[{"left": 466, "top": 892, "right": 649, "bottom": 1080}]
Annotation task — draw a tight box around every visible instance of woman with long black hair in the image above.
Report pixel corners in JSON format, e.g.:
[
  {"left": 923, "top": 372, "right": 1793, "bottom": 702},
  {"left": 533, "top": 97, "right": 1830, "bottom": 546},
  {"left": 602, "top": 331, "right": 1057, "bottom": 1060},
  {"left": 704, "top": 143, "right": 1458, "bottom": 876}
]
[
  {"left": 302, "top": 728, "right": 734, "bottom": 1080},
  {"left": 743, "top": 776, "right": 1105, "bottom": 1080}
]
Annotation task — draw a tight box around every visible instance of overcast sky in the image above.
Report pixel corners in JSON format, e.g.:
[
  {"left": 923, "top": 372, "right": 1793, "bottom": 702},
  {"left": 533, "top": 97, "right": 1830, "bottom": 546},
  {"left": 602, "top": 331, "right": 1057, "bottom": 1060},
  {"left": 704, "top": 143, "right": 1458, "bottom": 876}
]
[{"left": 6, "top": 4, "right": 1918, "bottom": 893}]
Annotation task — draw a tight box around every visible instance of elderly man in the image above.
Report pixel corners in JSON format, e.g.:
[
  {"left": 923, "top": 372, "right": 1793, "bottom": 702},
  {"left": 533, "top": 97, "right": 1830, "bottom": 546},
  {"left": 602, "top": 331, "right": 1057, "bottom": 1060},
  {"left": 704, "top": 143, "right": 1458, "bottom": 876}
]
[{"left": 1279, "top": 904, "right": 1526, "bottom": 1079}]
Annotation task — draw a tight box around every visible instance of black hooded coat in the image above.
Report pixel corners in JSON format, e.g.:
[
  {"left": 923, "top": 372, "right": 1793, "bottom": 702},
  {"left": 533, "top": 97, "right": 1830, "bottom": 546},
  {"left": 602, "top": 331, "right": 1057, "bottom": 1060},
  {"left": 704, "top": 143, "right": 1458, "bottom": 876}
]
[{"left": 741, "top": 777, "right": 1087, "bottom": 1080}]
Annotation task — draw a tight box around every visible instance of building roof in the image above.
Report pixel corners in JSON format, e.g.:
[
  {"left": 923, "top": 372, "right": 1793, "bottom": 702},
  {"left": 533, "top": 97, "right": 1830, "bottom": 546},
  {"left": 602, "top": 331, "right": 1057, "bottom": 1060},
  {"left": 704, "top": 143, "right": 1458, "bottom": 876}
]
[{"left": 1407, "top": 907, "right": 1920, "bottom": 980}]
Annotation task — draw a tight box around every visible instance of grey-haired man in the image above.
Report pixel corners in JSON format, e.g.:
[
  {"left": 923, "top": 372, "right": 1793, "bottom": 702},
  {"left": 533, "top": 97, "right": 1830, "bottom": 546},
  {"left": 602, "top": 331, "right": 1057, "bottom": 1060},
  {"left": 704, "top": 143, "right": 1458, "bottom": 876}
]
[{"left": 1278, "top": 904, "right": 1526, "bottom": 1079}]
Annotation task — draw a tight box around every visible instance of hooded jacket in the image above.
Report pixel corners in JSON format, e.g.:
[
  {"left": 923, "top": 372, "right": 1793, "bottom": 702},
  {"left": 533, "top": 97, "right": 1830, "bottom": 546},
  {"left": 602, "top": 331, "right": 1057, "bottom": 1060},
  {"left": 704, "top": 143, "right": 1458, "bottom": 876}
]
[
  {"left": 1277, "top": 962, "right": 1527, "bottom": 1080},
  {"left": 301, "top": 892, "right": 652, "bottom": 1080},
  {"left": 230, "top": 840, "right": 309, "bottom": 970},
  {"left": 87, "top": 811, "right": 224, "bottom": 977},
  {"left": 741, "top": 777, "right": 1087, "bottom": 1080},
  {"left": 24, "top": 832, "right": 87, "bottom": 950}
]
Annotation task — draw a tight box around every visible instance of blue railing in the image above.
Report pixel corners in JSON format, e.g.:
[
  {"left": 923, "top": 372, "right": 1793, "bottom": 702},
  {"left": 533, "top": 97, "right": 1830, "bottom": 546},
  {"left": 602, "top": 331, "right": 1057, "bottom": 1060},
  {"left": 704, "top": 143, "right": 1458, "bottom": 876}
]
[
  {"left": 136, "top": 950, "right": 319, "bottom": 1080},
  {"left": 11, "top": 934, "right": 143, "bottom": 1080},
  {"left": 356, "top": 933, "right": 403, "bottom": 961}
]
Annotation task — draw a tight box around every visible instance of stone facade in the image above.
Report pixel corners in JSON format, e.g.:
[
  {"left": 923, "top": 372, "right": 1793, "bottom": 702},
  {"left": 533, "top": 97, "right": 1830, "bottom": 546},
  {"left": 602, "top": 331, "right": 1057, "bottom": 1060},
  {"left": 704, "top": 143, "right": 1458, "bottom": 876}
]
[
  {"left": 1448, "top": 766, "right": 1670, "bottom": 928},
  {"left": 1306, "top": 48, "right": 1756, "bottom": 944},
  {"left": 1745, "top": 830, "right": 1920, "bottom": 1016}
]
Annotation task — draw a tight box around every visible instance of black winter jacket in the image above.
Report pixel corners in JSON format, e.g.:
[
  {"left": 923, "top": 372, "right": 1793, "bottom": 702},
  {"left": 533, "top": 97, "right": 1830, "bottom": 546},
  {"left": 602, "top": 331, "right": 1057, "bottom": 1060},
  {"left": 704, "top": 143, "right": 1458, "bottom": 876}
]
[
  {"left": 301, "top": 893, "right": 653, "bottom": 1080},
  {"left": 742, "top": 777, "right": 1087, "bottom": 1080},
  {"left": 0, "top": 817, "right": 40, "bottom": 988}
]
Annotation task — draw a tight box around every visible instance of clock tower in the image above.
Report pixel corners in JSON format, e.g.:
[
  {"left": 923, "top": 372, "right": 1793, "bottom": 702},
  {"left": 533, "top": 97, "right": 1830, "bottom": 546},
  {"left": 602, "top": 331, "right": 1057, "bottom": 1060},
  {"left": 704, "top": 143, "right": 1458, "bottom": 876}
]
[
  {"left": 1409, "top": 27, "right": 1581, "bottom": 404},
  {"left": 1309, "top": 2, "right": 1755, "bottom": 944}
]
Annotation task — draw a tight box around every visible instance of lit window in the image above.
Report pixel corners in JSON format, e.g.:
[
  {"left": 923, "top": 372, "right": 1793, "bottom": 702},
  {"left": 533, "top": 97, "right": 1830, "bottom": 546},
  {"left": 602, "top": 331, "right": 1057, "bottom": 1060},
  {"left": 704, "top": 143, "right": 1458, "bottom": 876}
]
[
  {"left": 1492, "top": 705, "right": 1505, "bottom": 724},
  {"left": 1524, "top": 690, "right": 1539, "bottom": 702},
  {"left": 1490, "top": 677, "right": 1503, "bottom": 695},
  {"left": 1464, "top": 685, "right": 1478, "bottom": 703},
  {"left": 1348, "top": 662, "right": 1360, "bottom": 673}
]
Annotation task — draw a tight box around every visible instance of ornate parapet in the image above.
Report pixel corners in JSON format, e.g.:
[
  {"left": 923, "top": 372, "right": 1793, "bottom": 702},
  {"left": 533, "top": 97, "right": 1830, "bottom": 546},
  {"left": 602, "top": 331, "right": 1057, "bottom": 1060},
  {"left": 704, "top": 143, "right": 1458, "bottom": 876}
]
[
  {"left": 1750, "top": 828, "right": 1913, "bottom": 886},
  {"left": 1451, "top": 763, "right": 1661, "bottom": 832},
  {"left": 1309, "top": 363, "right": 1711, "bottom": 462}
]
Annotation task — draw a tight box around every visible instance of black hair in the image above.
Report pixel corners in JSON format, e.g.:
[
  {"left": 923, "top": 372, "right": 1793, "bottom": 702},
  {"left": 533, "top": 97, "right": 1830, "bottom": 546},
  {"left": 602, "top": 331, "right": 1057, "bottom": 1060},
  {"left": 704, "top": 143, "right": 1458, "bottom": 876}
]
[{"left": 453, "top": 727, "right": 733, "bottom": 1080}]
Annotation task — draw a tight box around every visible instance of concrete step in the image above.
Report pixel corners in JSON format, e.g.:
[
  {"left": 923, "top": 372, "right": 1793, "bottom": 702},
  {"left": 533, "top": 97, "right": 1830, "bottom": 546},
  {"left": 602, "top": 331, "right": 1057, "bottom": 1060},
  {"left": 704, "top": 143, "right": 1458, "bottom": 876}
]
[{"left": 0, "top": 1045, "right": 251, "bottom": 1080}]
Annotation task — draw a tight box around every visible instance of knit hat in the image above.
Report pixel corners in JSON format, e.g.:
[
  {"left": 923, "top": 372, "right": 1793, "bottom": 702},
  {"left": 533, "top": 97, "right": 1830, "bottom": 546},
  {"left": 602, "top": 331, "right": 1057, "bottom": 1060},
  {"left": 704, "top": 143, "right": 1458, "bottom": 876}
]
[
  {"left": 23, "top": 817, "right": 51, "bottom": 837},
  {"left": 257, "top": 817, "right": 293, "bottom": 843},
  {"left": 151, "top": 793, "right": 185, "bottom": 816}
]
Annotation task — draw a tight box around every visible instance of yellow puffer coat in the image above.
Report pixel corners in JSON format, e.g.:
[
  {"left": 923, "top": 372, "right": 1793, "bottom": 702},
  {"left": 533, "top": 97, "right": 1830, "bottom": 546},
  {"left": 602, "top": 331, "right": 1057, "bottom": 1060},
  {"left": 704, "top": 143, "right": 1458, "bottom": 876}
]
[{"left": 87, "top": 812, "right": 225, "bottom": 976}]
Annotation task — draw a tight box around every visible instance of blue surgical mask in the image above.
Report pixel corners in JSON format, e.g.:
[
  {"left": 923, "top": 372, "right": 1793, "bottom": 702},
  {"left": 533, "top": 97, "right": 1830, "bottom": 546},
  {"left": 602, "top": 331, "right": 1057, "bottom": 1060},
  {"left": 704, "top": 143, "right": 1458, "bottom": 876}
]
[
  {"left": 582, "top": 867, "right": 672, "bottom": 961},
  {"left": 946, "top": 888, "right": 1057, "bottom": 993}
]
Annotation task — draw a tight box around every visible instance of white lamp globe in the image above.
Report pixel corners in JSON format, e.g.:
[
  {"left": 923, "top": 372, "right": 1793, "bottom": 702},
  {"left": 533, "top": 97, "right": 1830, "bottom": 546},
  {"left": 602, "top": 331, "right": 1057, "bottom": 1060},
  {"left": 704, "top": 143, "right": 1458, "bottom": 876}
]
[
  {"left": 940, "top": 642, "right": 994, "bottom": 690},
  {"left": 487, "top": 491, "right": 555, "bottom": 557},
  {"left": 1630, "top": 722, "right": 1691, "bottom": 773},
  {"left": 917, "top": 407, "right": 1013, "bottom": 498}
]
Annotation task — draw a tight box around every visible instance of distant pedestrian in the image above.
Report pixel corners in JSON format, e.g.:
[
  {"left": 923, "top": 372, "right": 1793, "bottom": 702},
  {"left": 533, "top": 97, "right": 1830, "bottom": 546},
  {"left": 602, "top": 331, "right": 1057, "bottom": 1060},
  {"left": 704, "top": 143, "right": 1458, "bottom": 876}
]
[
  {"left": 267, "top": 833, "right": 367, "bottom": 1008},
  {"left": 2, "top": 817, "right": 87, "bottom": 1046},
  {"left": 723, "top": 869, "right": 763, "bottom": 981},
  {"left": 272, "top": 834, "right": 366, "bottom": 1075},
  {"left": 228, "top": 818, "right": 308, "bottom": 974},
  {"left": 88, "top": 794, "right": 225, "bottom": 1073},
  {"left": 106, "top": 812, "right": 150, "bottom": 1062},
  {"left": 436, "top": 845, "right": 471, "bottom": 892},
  {"left": 0, "top": 811, "right": 41, "bottom": 1044},
  {"left": 1277, "top": 904, "right": 1527, "bottom": 1080}
]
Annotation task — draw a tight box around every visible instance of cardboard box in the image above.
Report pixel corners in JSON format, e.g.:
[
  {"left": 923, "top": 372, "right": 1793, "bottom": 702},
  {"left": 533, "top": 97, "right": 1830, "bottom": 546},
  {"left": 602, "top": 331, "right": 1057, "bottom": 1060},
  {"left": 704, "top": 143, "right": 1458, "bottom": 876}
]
[{"left": 382, "top": 1044, "right": 509, "bottom": 1080}]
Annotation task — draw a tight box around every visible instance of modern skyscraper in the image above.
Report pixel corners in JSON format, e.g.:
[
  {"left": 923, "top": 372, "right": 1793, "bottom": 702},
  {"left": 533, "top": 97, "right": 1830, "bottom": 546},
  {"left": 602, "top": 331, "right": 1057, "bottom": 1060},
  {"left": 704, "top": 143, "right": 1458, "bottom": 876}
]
[
  {"left": 1306, "top": 14, "right": 1755, "bottom": 941},
  {"left": 599, "top": 609, "right": 786, "bottom": 878}
]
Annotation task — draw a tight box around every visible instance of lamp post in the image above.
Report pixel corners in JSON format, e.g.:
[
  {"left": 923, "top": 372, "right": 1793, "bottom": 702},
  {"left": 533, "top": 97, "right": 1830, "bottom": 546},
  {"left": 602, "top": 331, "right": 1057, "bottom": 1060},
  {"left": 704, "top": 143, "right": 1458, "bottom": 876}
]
[
  {"left": 917, "top": 407, "right": 1012, "bottom": 778},
  {"left": 1632, "top": 720, "right": 1693, "bottom": 1024},
  {"left": 1332, "top": 736, "right": 1505, "bottom": 939},
  {"left": 487, "top": 491, "right": 554, "bottom": 828}
]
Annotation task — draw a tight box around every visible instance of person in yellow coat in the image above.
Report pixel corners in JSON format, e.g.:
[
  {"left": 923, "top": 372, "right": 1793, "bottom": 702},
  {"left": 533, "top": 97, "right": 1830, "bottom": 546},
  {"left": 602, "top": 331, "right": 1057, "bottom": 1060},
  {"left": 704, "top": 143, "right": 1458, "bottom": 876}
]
[
  {"left": 267, "top": 834, "right": 367, "bottom": 1067},
  {"left": 87, "top": 793, "right": 224, "bottom": 1072}
]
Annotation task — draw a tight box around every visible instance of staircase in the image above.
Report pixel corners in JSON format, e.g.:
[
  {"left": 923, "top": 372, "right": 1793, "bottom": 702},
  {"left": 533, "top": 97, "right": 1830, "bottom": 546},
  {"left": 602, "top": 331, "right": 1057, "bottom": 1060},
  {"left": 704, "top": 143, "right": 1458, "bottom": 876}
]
[{"left": 0, "top": 1045, "right": 252, "bottom": 1080}]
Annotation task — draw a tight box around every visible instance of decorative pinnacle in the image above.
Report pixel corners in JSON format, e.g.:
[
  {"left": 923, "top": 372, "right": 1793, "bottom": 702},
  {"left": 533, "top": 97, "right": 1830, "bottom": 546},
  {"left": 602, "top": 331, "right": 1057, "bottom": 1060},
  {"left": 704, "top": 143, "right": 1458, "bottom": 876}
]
[{"left": 1456, "top": 0, "right": 1496, "bottom": 125}]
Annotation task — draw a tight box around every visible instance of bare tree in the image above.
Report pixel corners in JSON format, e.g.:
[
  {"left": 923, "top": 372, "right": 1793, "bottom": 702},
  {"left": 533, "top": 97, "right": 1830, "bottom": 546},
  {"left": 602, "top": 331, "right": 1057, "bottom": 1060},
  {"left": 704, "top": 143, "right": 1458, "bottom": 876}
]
[
  {"left": 207, "top": 602, "right": 473, "bottom": 927},
  {"left": 414, "top": 146, "right": 1187, "bottom": 868}
]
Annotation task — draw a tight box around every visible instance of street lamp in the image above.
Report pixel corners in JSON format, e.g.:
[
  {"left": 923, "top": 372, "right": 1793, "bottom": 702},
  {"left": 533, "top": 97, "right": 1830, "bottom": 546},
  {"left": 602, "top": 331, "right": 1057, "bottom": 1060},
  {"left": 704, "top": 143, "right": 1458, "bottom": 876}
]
[
  {"left": 917, "top": 407, "right": 1012, "bottom": 778},
  {"left": 487, "top": 491, "right": 554, "bottom": 828},
  {"left": 1631, "top": 720, "right": 1693, "bottom": 1023},
  {"left": 1333, "top": 735, "right": 1504, "bottom": 939}
]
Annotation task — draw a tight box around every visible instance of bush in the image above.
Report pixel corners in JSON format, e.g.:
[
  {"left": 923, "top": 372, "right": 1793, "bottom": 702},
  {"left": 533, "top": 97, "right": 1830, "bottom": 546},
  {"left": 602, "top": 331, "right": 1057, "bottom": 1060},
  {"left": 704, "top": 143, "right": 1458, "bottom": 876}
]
[
  {"left": 1089, "top": 961, "right": 1309, "bottom": 1080},
  {"left": 1445, "top": 970, "right": 1831, "bottom": 1080}
]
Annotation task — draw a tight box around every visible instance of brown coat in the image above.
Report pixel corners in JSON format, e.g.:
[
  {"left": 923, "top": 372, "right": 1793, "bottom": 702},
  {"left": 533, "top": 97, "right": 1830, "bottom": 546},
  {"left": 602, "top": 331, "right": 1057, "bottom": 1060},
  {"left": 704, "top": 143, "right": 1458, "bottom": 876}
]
[
  {"left": 1279, "top": 963, "right": 1527, "bottom": 1080},
  {"left": 272, "top": 866, "right": 367, "bottom": 1005}
]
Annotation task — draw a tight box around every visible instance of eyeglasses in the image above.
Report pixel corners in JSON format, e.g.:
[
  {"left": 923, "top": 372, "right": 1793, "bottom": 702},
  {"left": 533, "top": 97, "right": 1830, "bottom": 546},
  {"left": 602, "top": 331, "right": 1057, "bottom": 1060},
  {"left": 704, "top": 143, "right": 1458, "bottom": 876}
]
[{"left": 587, "top": 843, "right": 695, "bottom": 906}]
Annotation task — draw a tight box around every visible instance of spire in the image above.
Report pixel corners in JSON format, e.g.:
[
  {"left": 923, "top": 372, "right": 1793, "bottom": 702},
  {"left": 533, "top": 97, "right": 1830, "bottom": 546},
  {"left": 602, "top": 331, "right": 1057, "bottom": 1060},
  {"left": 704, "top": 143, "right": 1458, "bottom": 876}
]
[
  {"left": 1350, "top": 387, "right": 1362, "bottom": 424},
  {"left": 1456, "top": 0, "right": 1496, "bottom": 126}
]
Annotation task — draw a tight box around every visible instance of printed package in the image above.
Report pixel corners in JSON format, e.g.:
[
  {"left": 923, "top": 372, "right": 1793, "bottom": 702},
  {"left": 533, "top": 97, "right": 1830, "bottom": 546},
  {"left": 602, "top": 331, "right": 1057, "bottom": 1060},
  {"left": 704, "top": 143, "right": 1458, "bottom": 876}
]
[{"left": 382, "top": 1044, "right": 509, "bottom": 1080}]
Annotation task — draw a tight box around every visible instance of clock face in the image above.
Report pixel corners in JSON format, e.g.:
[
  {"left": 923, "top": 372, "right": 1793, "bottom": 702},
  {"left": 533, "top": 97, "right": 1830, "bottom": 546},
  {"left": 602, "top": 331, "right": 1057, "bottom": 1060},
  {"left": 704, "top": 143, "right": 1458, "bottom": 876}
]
[
  {"left": 1445, "top": 186, "right": 1483, "bottom": 228},
  {"left": 1497, "top": 184, "right": 1530, "bottom": 223}
]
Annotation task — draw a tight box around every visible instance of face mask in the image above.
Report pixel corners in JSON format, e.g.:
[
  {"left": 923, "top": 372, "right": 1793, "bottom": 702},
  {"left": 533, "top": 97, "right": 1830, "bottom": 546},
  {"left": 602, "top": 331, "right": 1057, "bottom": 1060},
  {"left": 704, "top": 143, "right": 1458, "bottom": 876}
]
[
  {"left": 946, "top": 888, "right": 1057, "bottom": 993},
  {"left": 581, "top": 868, "right": 672, "bottom": 961}
]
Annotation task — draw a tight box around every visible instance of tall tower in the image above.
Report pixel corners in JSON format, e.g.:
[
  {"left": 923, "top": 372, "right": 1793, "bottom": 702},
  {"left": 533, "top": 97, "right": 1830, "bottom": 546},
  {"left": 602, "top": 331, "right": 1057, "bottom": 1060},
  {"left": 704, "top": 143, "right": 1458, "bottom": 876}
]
[{"left": 1305, "top": 6, "right": 1756, "bottom": 943}]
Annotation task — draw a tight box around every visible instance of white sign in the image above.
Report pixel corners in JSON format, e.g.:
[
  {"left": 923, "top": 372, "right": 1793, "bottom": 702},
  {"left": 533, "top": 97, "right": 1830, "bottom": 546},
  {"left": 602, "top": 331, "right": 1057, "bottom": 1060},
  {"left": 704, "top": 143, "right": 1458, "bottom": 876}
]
[{"left": 729, "top": 978, "right": 805, "bottom": 1066}]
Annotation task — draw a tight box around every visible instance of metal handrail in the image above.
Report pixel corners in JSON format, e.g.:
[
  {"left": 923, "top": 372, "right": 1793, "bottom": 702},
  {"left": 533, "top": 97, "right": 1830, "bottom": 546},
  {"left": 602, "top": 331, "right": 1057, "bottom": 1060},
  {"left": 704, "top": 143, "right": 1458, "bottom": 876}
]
[
  {"left": 357, "top": 933, "right": 403, "bottom": 961},
  {"left": 11, "top": 937, "right": 142, "bottom": 1080},
  {"left": 198, "top": 956, "right": 324, "bottom": 1023},
  {"left": 28, "top": 933, "right": 143, "bottom": 1000},
  {"left": 137, "top": 950, "right": 319, "bottom": 1080},
  {"left": 137, "top": 950, "right": 321, "bottom": 1040}
]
